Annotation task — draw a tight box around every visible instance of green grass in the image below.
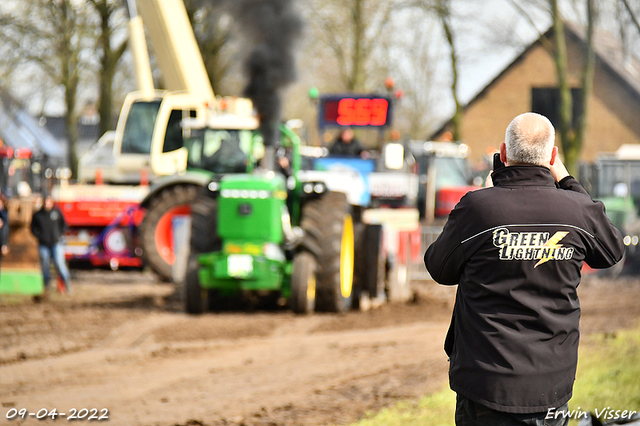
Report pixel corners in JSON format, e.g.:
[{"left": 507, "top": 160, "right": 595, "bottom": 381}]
[
  {"left": 567, "top": 326, "right": 640, "bottom": 424},
  {"left": 349, "top": 323, "right": 640, "bottom": 426},
  {"left": 352, "top": 387, "right": 456, "bottom": 426}
]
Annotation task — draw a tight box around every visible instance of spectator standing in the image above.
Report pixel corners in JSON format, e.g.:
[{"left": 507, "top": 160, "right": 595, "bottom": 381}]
[
  {"left": 424, "top": 113, "right": 624, "bottom": 426},
  {"left": 329, "top": 128, "right": 365, "bottom": 157},
  {"left": 31, "top": 196, "right": 71, "bottom": 293},
  {"left": 0, "top": 194, "right": 9, "bottom": 267}
]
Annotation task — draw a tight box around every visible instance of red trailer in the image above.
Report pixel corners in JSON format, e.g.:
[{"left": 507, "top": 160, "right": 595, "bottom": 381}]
[{"left": 53, "top": 184, "right": 149, "bottom": 270}]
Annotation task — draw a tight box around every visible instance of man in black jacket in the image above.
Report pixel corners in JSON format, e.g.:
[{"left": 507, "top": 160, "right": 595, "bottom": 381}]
[
  {"left": 424, "top": 113, "right": 624, "bottom": 426},
  {"left": 0, "top": 194, "right": 10, "bottom": 264},
  {"left": 31, "top": 196, "right": 71, "bottom": 293},
  {"left": 329, "top": 128, "right": 365, "bottom": 157}
]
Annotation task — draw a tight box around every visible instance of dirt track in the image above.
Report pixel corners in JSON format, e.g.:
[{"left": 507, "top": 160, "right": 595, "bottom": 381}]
[{"left": 1, "top": 271, "right": 640, "bottom": 426}]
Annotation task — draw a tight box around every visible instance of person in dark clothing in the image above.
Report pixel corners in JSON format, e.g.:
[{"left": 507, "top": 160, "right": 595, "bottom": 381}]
[
  {"left": 424, "top": 113, "right": 624, "bottom": 426},
  {"left": 0, "top": 194, "right": 10, "bottom": 264},
  {"left": 329, "top": 128, "right": 365, "bottom": 157},
  {"left": 31, "top": 196, "right": 71, "bottom": 293}
]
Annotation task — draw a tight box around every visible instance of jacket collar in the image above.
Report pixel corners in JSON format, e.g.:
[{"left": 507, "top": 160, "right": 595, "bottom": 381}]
[{"left": 491, "top": 165, "right": 557, "bottom": 187}]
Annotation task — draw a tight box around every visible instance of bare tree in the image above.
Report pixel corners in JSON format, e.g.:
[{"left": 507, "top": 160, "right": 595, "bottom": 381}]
[
  {"left": 0, "top": 0, "right": 97, "bottom": 178},
  {"left": 435, "top": 0, "right": 463, "bottom": 141},
  {"left": 184, "top": 0, "right": 237, "bottom": 96},
  {"left": 392, "top": 12, "right": 441, "bottom": 139},
  {"left": 505, "top": 0, "right": 597, "bottom": 175},
  {"left": 304, "top": 0, "right": 400, "bottom": 92},
  {"left": 620, "top": 0, "right": 640, "bottom": 35},
  {"left": 45, "top": 1, "right": 95, "bottom": 178},
  {"left": 87, "top": 0, "right": 129, "bottom": 136}
]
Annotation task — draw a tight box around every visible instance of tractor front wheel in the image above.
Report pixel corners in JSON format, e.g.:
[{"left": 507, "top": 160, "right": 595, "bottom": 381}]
[
  {"left": 184, "top": 255, "right": 207, "bottom": 314},
  {"left": 289, "top": 251, "right": 316, "bottom": 314}
]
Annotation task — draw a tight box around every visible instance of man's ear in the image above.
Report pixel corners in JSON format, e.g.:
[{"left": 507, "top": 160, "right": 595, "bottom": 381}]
[
  {"left": 499, "top": 143, "right": 507, "bottom": 164},
  {"left": 550, "top": 146, "right": 558, "bottom": 166}
]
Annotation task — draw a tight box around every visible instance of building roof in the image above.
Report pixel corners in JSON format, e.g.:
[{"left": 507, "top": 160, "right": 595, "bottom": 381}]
[
  {"left": 0, "top": 90, "right": 66, "bottom": 160},
  {"left": 430, "top": 21, "right": 640, "bottom": 139}
]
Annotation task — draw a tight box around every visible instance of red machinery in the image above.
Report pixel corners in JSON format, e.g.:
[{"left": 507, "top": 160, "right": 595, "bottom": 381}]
[{"left": 53, "top": 183, "right": 148, "bottom": 269}]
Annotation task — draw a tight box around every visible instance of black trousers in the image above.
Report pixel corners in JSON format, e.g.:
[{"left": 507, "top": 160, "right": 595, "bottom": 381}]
[{"left": 455, "top": 394, "right": 570, "bottom": 426}]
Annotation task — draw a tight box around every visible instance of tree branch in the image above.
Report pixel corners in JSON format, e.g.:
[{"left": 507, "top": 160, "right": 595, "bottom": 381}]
[
  {"left": 620, "top": 0, "right": 640, "bottom": 36},
  {"left": 505, "top": 0, "right": 554, "bottom": 52}
]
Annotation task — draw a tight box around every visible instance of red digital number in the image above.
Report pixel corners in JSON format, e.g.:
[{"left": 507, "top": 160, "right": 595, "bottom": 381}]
[
  {"left": 336, "top": 98, "right": 355, "bottom": 125},
  {"left": 369, "top": 98, "right": 388, "bottom": 126},
  {"left": 336, "top": 98, "right": 388, "bottom": 126}
]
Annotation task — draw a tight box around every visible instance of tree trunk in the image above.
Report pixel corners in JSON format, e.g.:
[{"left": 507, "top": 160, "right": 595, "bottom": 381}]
[
  {"left": 572, "top": 0, "right": 597, "bottom": 175},
  {"left": 92, "top": 0, "right": 127, "bottom": 135},
  {"left": 349, "top": 0, "right": 366, "bottom": 92},
  {"left": 438, "top": 0, "right": 462, "bottom": 141},
  {"left": 60, "top": 1, "right": 79, "bottom": 179},
  {"left": 551, "top": 0, "right": 576, "bottom": 174}
]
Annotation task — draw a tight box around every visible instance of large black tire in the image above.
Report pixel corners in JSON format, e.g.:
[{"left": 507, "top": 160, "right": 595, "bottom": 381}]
[
  {"left": 301, "top": 192, "right": 354, "bottom": 313},
  {"left": 289, "top": 251, "right": 316, "bottom": 314},
  {"left": 139, "top": 184, "right": 199, "bottom": 281},
  {"left": 184, "top": 255, "right": 207, "bottom": 314},
  {"left": 190, "top": 194, "right": 221, "bottom": 254},
  {"left": 364, "top": 224, "right": 386, "bottom": 299},
  {"left": 183, "top": 191, "right": 222, "bottom": 313},
  {"left": 352, "top": 224, "right": 386, "bottom": 310}
]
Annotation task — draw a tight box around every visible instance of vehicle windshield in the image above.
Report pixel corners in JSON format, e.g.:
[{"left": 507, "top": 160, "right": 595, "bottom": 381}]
[
  {"left": 597, "top": 161, "right": 640, "bottom": 198},
  {"left": 120, "top": 101, "right": 162, "bottom": 154},
  {"left": 185, "top": 129, "right": 255, "bottom": 173},
  {"left": 433, "top": 157, "right": 469, "bottom": 189}
]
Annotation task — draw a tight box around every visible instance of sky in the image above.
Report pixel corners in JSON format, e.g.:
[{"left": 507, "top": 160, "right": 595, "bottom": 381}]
[{"left": 2, "top": 0, "right": 638, "bottom": 139}]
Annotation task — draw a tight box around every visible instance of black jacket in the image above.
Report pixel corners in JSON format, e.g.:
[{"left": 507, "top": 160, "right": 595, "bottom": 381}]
[
  {"left": 424, "top": 165, "right": 623, "bottom": 414},
  {"left": 329, "top": 138, "right": 364, "bottom": 156},
  {"left": 0, "top": 209, "right": 9, "bottom": 248},
  {"left": 31, "top": 207, "right": 67, "bottom": 248}
]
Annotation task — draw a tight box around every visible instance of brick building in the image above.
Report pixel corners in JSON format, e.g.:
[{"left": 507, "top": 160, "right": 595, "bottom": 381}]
[{"left": 431, "top": 23, "right": 640, "bottom": 166}]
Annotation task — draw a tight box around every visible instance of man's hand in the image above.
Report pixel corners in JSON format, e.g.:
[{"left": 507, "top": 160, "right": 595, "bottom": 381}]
[
  {"left": 485, "top": 171, "right": 494, "bottom": 188},
  {"left": 1, "top": 245, "right": 9, "bottom": 256},
  {"left": 550, "top": 155, "right": 570, "bottom": 182}
]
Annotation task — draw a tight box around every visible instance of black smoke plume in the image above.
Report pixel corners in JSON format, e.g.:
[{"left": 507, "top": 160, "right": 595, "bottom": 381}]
[{"left": 229, "top": 0, "right": 303, "bottom": 148}]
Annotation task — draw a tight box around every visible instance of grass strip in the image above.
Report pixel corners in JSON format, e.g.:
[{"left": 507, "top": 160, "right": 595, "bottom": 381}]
[{"left": 350, "top": 323, "right": 640, "bottom": 426}]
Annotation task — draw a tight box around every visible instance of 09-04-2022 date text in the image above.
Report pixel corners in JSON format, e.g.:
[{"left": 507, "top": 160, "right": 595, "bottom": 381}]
[{"left": 5, "top": 407, "right": 109, "bottom": 421}]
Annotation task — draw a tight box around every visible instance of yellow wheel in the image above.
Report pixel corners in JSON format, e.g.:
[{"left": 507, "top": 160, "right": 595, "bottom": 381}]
[
  {"left": 290, "top": 251, "right": 316, "bottom": 314},
  {"left": 300, "top": 192, "right": 354, "bottom": 313},
  {"left": 340, "top": 214, "right": 354, "bottom": 299}
]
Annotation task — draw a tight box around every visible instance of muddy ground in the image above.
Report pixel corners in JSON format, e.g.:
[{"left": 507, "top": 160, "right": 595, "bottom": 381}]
[{"left": 1, "top": 271, "right": 639, "bottom": 426}]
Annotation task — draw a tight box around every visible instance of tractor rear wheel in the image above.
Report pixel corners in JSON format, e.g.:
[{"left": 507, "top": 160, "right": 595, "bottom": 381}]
[
  {"left": 289, "top": 251, "right": 316, "bottom": 314},
  {"left": 301, "top": 192, "right": 354, "bottom": 313},
  {"left": 364, "top": 224, "right": 386, "bottom": 300},
  {"left": 139, "top": 184, "right": 199, "bottom": 281}
]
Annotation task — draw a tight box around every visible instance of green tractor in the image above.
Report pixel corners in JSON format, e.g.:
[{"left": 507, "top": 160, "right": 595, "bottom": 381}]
[
  {"left": 580, "top": 145, "right": 640, "bottom": 275},
  {"left": 184, "top": 125, "right": 361, "bottom": 314}
]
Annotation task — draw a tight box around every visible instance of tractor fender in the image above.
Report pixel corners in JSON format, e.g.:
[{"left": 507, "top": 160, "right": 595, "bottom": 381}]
[{"left": 140, "top": 171, "right": 213, "bottom": 209}]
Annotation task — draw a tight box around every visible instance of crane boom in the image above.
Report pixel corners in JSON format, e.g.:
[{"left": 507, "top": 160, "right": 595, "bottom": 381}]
[
  {"left": 135, "top": 0, "right": 215, "bottom": 99},
  {"left": 125, "top": 0, "right": 155, "bottom": 95}
]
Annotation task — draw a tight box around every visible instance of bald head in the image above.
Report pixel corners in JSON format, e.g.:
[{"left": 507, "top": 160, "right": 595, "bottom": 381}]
[{"left": 504, "top": 113, "right": 555, "bottom": 167}]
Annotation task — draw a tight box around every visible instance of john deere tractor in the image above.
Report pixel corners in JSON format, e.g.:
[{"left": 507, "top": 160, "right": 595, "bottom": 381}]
[{"left": 184, "top": 125, "right": 362, "bottom": 314}]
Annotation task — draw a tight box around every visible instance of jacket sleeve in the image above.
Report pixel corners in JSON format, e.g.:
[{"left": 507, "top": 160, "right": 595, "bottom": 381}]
[
  {"left": 559, "top": 176, "right": 625, "bottom": 268},
  {"left": 424, "top": 204, "right": 467, "bottom": 285},
  {"left": 558, "top": 175, "right": 589, "bottom": 196},
  {"left": 583, "top": 200, "right": 624, "bottom": 269},
  {"left": 31, "top": 213, "right": 41, "bottom": 239},
  {"left": 59, "top": 209, "right": 68, "bottom": 234}
]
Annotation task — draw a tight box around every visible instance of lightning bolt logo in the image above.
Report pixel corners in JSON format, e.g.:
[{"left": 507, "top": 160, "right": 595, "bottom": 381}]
[{"left": 534, "top": 231, "right": 569, "bottom": 268}]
